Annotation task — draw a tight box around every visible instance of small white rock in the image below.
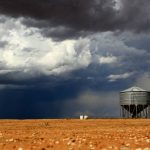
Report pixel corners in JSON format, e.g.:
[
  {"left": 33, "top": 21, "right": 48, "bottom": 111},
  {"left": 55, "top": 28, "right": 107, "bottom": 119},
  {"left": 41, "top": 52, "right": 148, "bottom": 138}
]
[
  {"left": 55, "top": 141, "right": 59, "bottom": 144},
  {"left": 9, "top": 138, "right": 14, "bottom": 142},
  {"left": 143, "top": 148, "right": 150, "bottom": 150},
  {"left": 136, "top": 148, "right": 142, "bottom": 150},
  {"left": 120, "top": 147, "right": 130, "bottom": 150},
  {"left": 67, "top": 141, "right": 71, "bottom": 145},
  {"left": 125, "top": 143, "right": 130, "bottom": 147},
  {"left": 146, "top": 139, "right": 150, "bottom": 143},
  {"left": 89, "top": 144, "right": 93, "bottom": 147},
  {"left": 108, "top": 146, "right": 113, "bottom": 149},
  {"left": 82, "top": 138, "right": 86, "bottom": 142},
  {"left": 89, "top": 144, "right": 95, "bottom": 149}
]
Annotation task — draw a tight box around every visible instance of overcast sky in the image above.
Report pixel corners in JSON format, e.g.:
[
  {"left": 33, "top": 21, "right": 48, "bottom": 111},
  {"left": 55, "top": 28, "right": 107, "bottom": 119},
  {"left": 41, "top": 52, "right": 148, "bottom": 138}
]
[{"left": 0, "top": 0, "right": 150, "bottom": 118}]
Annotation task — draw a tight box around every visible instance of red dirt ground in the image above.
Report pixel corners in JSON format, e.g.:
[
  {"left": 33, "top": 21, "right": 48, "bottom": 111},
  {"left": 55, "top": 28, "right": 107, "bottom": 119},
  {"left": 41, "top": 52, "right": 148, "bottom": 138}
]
[{"left": 0, "top": 119, "right": 150, "bottom": 150}]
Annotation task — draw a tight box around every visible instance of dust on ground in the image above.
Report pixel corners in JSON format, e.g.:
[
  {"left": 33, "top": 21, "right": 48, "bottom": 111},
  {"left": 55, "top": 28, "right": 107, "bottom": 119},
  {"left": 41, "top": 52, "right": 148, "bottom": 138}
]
[{"left": 0, "top": 119, "right": 150, "bottom": 150}]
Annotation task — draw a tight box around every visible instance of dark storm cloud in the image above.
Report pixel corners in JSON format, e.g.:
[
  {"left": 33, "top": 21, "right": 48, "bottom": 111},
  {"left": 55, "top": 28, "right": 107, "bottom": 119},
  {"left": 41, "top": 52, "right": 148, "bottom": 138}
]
[
  {"left": 0, "top": 67, "right": 131, "bottom": 118},
  {"left": 0, "top": 0, "right": 116, "bottom": 30},
  {"left": 119, "top": 0, "right": 150, "bottom": 32},
  {"left": 1, "top": 0, "right": 150, "bottom": 40},
  {"left": 40, "top": 27, "right": 90, "bottom": 41}
]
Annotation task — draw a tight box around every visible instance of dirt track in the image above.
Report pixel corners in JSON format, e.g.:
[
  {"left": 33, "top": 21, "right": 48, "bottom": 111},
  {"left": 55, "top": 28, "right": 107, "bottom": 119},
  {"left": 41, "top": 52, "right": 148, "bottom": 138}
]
[{"left": 0, "top": 119, "right": 150, "bottom": 150}]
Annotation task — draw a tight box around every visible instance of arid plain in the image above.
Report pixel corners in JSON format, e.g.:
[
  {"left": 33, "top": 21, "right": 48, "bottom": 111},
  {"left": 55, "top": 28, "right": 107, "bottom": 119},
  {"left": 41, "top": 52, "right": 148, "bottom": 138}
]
[{"left": 0, "top": 119, "right": 150, "bottom": 150}]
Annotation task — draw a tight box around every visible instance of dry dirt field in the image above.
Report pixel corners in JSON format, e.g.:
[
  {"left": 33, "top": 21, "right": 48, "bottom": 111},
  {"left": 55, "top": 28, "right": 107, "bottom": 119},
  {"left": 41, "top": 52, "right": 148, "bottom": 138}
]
[{"left": 0, "top": 119, "right": 150, "bottom": 150}]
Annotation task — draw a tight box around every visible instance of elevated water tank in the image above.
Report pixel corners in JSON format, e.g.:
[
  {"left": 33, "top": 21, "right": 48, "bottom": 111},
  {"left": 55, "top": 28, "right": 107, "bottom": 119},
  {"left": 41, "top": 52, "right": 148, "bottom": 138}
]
[{"left": 120, "top": 86, "right": 150, "bottom": 118}]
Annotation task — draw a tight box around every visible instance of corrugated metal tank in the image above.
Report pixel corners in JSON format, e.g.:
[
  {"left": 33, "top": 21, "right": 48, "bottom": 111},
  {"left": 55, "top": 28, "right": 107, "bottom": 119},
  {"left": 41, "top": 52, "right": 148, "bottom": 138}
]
[{"left": 120, "top": 87, "right": 150, "bottom": 105}]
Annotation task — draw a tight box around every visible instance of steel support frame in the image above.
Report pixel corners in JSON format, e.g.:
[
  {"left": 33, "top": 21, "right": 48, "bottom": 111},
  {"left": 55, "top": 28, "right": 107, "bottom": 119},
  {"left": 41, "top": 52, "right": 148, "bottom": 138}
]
[{"left": 120, "top": 105, "right": 150, "bottom": 118}]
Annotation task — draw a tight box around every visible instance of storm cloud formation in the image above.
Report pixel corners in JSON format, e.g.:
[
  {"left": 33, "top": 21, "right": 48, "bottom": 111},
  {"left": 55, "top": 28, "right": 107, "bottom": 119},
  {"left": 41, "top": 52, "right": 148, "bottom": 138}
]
[
  {"left": 0, "top": 0, "right": 150, "bottom": 118},
  {"left": 0, "top": 0, "right": 150, "bottom": 40}
]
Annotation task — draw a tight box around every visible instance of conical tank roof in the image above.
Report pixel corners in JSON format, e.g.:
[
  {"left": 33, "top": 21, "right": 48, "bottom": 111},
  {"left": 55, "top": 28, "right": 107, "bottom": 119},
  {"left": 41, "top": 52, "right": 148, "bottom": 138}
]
[{"left": 121, "top": 86, "right": 146, "bottom": 92}]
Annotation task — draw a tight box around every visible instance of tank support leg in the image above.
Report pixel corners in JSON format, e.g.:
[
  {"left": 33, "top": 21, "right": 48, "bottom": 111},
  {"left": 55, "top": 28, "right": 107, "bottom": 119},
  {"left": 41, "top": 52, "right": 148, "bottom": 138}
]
[{"left": 136, "top": 105, "right": 137, "bottom": 118}]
